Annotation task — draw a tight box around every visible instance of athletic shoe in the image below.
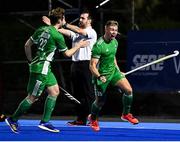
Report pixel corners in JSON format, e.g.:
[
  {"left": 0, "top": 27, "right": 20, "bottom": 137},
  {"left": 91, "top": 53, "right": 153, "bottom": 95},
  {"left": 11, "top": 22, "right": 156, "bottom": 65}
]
[
  {"left": 67, "top": 120, "right": 86, "bottom": 126},
  {"left": 88, "top": 114, "right": 100, "bottom": 131},
  {"left": 38, "top": 121, "right": 60, "bottom": 133},
  {"left": 5, "top": 117, "right": 19, "bottom": 133},
  {"left": 121, "top": 113, "right": 139, "bottom": 124},
  {"left": 0, "top": 114, "right": 6, "bottom": 122}
]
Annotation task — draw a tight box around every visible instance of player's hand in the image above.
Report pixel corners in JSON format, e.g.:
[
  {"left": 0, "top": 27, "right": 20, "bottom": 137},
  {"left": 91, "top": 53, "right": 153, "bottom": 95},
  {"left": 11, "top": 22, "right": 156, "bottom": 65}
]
[
  {"left": 98, "top": 75, "right": 107, "bottom": 83},
  {"left": 42, "top": 16, "right": 51, "bottom": 25},
  {"left": 77, "top": 39, "right": 90, "bottom": 48}
]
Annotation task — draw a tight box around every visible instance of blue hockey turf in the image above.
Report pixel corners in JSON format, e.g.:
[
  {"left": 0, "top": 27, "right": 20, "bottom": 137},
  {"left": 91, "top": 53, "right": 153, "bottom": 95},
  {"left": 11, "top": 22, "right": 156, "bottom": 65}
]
[{"left": 1, "top": 119, "right": 180, "bottom": 141}]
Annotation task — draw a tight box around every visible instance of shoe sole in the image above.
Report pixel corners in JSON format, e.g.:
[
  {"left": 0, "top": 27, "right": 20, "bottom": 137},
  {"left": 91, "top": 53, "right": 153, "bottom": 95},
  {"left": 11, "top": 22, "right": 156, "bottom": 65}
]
[
  {"left": 5, "top": 118, "right": 19, "bottom": 134},
  {"left": 121, "top": 117, "right": 139, "bottom": 125},
  {"left": 38, "top": 125, "right": 60, "bottom": 133}
]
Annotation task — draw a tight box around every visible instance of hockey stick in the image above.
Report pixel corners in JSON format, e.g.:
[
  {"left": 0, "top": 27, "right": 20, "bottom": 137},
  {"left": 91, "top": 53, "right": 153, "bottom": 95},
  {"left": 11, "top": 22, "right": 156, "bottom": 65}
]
[
  {"left": 95, "top": 0, "right": 110, "bottom": 8},
  {"left": 59, "top": 86, "right": 81, "bottom": 104},
  {"left": 124, "top": 50, "right": 179, "bottom": 76}
]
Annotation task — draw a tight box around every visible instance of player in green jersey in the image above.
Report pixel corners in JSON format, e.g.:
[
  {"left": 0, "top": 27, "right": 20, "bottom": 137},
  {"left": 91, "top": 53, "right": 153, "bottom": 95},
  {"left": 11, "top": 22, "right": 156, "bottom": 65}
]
[
  {"left": 88, "top": 20, "right": 139, "bottom": 131},
  {"left": 5, "top": 7, "right": 89, "bottom": 133}
]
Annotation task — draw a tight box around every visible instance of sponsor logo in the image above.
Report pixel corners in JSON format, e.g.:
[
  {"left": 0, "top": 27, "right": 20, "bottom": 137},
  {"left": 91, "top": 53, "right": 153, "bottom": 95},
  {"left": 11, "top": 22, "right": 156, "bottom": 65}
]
[{"left": 131, "top": 54, "right": 165, "bottom": 71}]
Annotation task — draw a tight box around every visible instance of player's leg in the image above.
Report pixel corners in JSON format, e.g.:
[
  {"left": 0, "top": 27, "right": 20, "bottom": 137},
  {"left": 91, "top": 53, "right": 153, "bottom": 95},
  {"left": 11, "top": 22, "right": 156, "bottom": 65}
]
[
  {"left": 38, "top": 72, "right": 60, "bottom": 133},
  {"left": 113, "top": 69, "right": 139, "bottom": 124},
  {"left": 5, "top": 93, "right": 38, "bottom": 133},
  {"left": 88, "top": 80, "right": 109, "bottom": 131},
  {"left": 6, "top": 73, "right": 44, "bottom": 133},
  {"left": 88, "top": 94, "right": 104, "bottom": 131}
]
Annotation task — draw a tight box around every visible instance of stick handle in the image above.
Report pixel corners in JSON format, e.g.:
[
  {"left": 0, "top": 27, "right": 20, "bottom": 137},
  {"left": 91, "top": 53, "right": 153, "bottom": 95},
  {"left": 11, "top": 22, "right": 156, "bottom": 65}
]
[{"left": 124, "top": 50, "right": 179, "bottom": 76}]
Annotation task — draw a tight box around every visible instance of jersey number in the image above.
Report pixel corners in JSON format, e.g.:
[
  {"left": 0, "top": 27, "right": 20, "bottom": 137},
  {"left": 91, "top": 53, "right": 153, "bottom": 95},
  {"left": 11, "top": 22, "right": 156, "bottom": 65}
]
[{"left": 38, "top": 38, "right": 47, "bottom": 51}]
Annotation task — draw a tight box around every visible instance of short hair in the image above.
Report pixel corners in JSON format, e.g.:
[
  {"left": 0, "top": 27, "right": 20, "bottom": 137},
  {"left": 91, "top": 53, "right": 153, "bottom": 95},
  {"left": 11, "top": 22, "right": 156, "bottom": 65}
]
[
  {"left": 48, "top": 7, "right": 65, "bottom": 25},
  {"left": 105, "top": 20, "right": 119, "bottom": 27},
  {"left": 81, "top": 9, "right": 92, "bottom": 20}
]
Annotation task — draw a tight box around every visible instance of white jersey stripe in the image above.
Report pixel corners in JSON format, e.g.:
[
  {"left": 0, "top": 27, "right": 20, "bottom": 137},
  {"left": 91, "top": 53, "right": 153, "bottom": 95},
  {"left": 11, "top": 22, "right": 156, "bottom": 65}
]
[
  {"left": 32, "top": 80, "right": 42, "bottom": 96},
  {"left": 42, "top": 61, "right": 50, "bottom": 75}
]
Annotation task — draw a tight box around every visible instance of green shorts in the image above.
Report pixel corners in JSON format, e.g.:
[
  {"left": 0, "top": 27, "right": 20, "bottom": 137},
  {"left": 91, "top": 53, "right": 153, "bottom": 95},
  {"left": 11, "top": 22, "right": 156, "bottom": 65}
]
[
  {"left": 94, "top": 68, "right": 125, "bottom": 94},
  {"left": 27, "top": 72, "right": 57, "bottom": 97}
]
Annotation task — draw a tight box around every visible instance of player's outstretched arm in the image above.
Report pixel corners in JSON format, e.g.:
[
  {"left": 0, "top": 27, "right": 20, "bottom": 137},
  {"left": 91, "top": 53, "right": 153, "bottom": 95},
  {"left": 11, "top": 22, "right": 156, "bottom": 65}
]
[
  {"left": 24, "top": 38, "right": 33, "bottom": 63},
  {"left": 63, "top": 39, "right": 89, "bottom": 57}
]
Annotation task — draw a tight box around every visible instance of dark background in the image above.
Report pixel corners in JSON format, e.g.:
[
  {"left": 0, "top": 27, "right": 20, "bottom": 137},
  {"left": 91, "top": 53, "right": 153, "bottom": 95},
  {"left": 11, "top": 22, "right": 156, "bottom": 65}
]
[{"left": 1, "top": 0, "right": 180, "bottom": 118}]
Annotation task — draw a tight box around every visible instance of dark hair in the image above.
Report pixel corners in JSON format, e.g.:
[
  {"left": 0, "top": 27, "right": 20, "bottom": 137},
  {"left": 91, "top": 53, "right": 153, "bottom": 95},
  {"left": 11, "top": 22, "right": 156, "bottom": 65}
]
[
  {"left": 105, "top": 20, "right": 119, "bottom": 27},
  {"left": 48, "top": 7, "right": 65, "bottom": 25},
  {"left": 81, "top": 9, "right": 92, "bottom": 20}
]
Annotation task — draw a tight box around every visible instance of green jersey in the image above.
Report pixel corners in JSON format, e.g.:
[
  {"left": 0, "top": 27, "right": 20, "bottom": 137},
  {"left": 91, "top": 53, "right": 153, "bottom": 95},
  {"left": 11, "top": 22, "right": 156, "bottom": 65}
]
[
  {"left": 30, "top": 26, "right": 67, "bottom": 75},
  {"left": 91, "top": 36, "right": 118, "bottom": 77}
]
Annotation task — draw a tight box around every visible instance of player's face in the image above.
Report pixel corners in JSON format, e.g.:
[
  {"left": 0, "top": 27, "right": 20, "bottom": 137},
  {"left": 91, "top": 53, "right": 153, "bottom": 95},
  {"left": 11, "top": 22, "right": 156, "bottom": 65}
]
[
  {"left": 105, "top": 25, "right": 118, "bottom": 40},
  {"left": 58, "top": 16, "right": 65, "bottom": 28},
  {"left": 79, "top": 13, "right": 89, "bottom": 28}
]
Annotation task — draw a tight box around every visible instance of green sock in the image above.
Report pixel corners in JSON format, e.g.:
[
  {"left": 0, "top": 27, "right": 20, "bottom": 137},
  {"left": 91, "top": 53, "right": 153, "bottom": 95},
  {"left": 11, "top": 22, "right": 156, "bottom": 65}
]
[
  {"left": 91, "top": 101, "right": 101, "bottom": 120},
  {"left": 122, "top": 93, "right": 133, "bottom": 115},
  {"left": 41, "top": 95, "right": 57, "bottom": 122},
  {"left": 12, "top": 98, "right": 33, "bottom": 122}
]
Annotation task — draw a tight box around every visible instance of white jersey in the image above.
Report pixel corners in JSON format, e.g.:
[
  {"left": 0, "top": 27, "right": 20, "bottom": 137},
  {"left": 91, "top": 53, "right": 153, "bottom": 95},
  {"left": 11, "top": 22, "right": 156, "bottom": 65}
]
[{"left": 69, "top": 26, "right": 97, "bottom": 61}]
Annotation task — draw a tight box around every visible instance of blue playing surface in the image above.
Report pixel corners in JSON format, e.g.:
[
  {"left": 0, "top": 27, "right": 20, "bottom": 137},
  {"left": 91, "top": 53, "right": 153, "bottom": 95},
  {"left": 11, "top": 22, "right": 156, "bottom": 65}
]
[{"left": 1, "top": 119, "right": 180, "bottom": 141}]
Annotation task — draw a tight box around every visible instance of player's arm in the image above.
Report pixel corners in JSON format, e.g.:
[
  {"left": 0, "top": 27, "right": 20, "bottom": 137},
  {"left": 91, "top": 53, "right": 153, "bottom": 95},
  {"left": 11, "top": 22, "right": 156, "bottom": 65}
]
[
  {"left": 24, "top": 38, "right": 34, "bottom": 63},
  {"left": 42, "top": 16, "right": 51, "bottom": 25},
  {"left": 63, "top": 39, "right": 89, "bottom": 57},
  {"left": 89, "top": 58, "right": 100, "bottom": 77},
  {"left": 58, "top": 28, "right": 72, "bottom": 38},
  {"left": 64, "top": 23, "right": 87, "bottom": 36},
  {"left": 89, "top": 58, "right": 106, "bottom": 83},
  {"left": 42, "top": 16, "right": 73, "bottom": 38}
]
